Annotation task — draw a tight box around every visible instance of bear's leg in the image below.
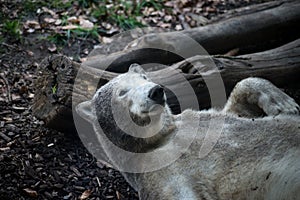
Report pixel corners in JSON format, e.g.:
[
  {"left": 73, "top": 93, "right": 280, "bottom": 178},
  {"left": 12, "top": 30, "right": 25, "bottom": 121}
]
[{"left": 223, "top": 77, "right": 299, "bottom": 117}]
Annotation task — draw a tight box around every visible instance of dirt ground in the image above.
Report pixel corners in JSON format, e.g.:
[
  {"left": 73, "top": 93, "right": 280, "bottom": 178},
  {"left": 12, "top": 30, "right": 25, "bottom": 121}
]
[{"left": 0, "top": 0, "right": 273, "bottom": 199}]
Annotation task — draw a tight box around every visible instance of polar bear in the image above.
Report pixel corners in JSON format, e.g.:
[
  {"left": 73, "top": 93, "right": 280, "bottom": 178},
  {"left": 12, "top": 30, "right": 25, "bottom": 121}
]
[{"left": 76, "top": 64, "right": 300, "bottom": 200}]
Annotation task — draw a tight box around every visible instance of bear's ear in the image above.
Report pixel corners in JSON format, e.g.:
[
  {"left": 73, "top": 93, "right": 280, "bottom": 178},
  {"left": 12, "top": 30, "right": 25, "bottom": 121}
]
[
  {"left": 128, "top": 63, "right": 146, "bottom": 75},
  {"left": 76, "top": 100, "right": 96, "bottom": 124}
]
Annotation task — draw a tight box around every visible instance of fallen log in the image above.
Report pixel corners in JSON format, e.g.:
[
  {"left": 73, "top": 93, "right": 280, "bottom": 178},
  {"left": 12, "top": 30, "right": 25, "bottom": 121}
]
[
  {"left": 85, "top": 0, "right": 300, "bottom": 73},
  {"left": 33, "top": 39, "right": 300, "bottom": 133}
]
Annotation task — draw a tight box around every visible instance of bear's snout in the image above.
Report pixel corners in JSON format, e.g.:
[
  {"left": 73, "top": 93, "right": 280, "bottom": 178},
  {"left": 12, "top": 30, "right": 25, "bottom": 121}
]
[{"left": 148, "top": 85, "right": 165, "bottom": 105}]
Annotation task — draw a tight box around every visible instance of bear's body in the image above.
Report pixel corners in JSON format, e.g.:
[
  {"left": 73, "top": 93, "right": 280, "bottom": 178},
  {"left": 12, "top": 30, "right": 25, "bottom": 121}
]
[
  {"left": 77, "top": 64, "right": 300, "bottom": 200},
  {"left": 130, "top": 111, "right": 300, "bottom": 200}
]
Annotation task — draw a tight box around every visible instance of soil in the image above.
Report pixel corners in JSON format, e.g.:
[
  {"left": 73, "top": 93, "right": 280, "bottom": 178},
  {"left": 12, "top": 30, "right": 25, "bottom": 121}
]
[{"left": 0, "top": 0, "right": 274, "bottom": 199}]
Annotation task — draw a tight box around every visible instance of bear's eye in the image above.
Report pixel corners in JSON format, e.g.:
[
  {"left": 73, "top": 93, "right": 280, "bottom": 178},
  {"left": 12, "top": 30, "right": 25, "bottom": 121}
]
[
  {"left": 118, "top": 90, "right": 128, "bottom": 97},
  {"left": 142, "top": 75, "right": 147, "bottom": 80}
]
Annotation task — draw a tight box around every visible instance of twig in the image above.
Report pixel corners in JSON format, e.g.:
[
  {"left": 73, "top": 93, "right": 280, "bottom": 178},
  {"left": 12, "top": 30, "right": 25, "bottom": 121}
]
[
  {"left": 0, "top": 42, "right": 20, "bottom": 50},
  {"left": 0, "top": 42, "right": 28, "bottom": 55},
  {"left": 0, "top": 74, "right": 12, "bottom": 102},
  {"left": 0, "top": 132, "right": 11, "bottom": 142},
  {"left": 96, "top": 176, "right": 101, "bottom": 187}
]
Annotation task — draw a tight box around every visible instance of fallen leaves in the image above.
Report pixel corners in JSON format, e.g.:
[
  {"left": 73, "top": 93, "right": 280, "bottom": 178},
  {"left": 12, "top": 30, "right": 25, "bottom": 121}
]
[
  {"left": 14, "top": 0, "right": 251, "bottom": 66},
  {"left": 43, "top": 17, "right": 56, "bottom": 24},
  {"left": 23, "top": 188, "right": 38, "bottom": 198},
  {"left": 48, "top": 44, "right": 57, "bottom": 52},
  {"left": 24, "top": 20, "right": 41, "bottom": 33},
  {"left": 26, "top": 15, "right": 95, "bottom": 33},
  {"left": 42, "top": 7, "right": 58, "bottom": 18},
  {"left": 79, "top": 190, "right": 92, "bottom": 200},
  {"left": 101, "top": 36, "right": 113, "bottom": 44},
  {"left": 70, "top": 165, "right": 82, "bottom": 177},
  {"left": 79, "top": 17, "right": 94, "bottom": 29},
  {"left": 67, "top": 16, "right": 79, "bottom": 24},
  {"left": 61, "top": 24, "right": 78, "bottom": 30}
]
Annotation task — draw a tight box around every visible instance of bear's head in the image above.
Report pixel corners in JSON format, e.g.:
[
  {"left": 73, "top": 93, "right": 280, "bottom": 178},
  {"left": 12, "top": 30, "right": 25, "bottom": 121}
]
[
  {"left": 76, "top": 64, "right": 175, "bottom": 153},
  {"left": 110, "top": 63, "right": 169, "bottom": 124}
]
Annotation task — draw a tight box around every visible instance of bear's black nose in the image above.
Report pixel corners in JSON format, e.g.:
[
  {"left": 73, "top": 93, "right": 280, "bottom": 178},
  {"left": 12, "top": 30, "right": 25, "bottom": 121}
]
[{"left": 148, "top": 85, "right": 165, "bottom": 105}]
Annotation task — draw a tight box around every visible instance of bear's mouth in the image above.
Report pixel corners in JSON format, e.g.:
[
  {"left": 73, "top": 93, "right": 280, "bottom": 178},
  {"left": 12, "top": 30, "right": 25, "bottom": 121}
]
[
  {"left": 141, "top": 104, "right": 165, "bottom": 116},
  {"left": 129, "top": 111, "right": 151, "bottom": 126}
]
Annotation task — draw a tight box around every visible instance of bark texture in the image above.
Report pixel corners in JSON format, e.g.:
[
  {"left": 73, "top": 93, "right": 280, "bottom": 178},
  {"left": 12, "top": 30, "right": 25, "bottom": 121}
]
[{"left": 33, "top": 39, "right": 300, "bottom": 132}]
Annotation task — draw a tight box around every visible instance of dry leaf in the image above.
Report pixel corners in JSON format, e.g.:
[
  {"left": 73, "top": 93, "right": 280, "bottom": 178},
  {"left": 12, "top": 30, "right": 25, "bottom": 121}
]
[
  {"left": 159, "top": 23, "right": 171, "bottom": 29},
  {"left": 102, "top": 22, "right": 112, "bottom": 30},
  {"left": 164, "top": 15, "right": 172, "bottom": 22},
  {"left": 83, "top": 48, "right": 89, "bottom": 55},
  {"left": 42, "top": 7, "right": 58, "bottom": 18},
  {"left": 79, "top": 18, "right": 94, "bottom": 29},
  {"left": 175, "top": 24, "right": 183, "bottom": 31},
  {"left": 27, "top": 50, "right": 34, "bottom": 56},
  {"left": 44, "top": 17, "right": 56, "bottom": 23},
  {"left": 80, "top": 57, "right": 87, "bottom": 62},
  {"left": 106, "top": 27, "right": 119, "bottom": 35},
  {"left": 188, "top": 13, "right": 208, "bottom": 26},
  {"left": 0, "top": 97, "right": 7, "bottom": 102},
  {"left": 55, "top": 19, "right": 62, "bottom": 25},
  {"left": 164, "top": 1, "right": 175, "bottom": 7},
  {"left": 23, "top": 188, "right": 38, "bottom": 198},
  {"left": 79, "top": 190, "right": 92, "bottom": 200},
  {"left": 61, "top": 25, "right": 78, "bottom": 30},
  {"left": 12, "top": 94, "right": 21, "bottom": 101},
  {"left": 24, "top": 20, "right": 41, "bottom": 29},
  {"left": 150, "top": 18, "right": 158, "bottom": 23},
  {"left": 68, "top": 16, "right": 79, "bottom": 23},
  {"left": 70, "top": 166, "right": 82, "bottom": 177},
  {"left": 206, "top": 7, "right": 217, "bottom": 13},
  {"left": 102, "top": 37, "right": 113, "bottom": 44},
  {"left": 26, "top": 28, "right": 35, "bottom": 33},
  {"left": 3, "top": 117, "right": 13, "bottom": 122},
  {"left": 28, "top": 93, "right": 35, "bottom": 99},
  {"left": 48, "top": 44, "right": 57, "bottom": 52},
  {"left": 25, "top": 20, "right": 39, "bottom": 26}
]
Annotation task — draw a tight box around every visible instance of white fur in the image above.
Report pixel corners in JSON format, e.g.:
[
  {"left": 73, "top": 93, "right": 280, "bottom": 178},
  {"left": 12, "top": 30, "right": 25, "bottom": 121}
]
[{"left": 77, "top": 64, "right": 300, "bottom": 200}]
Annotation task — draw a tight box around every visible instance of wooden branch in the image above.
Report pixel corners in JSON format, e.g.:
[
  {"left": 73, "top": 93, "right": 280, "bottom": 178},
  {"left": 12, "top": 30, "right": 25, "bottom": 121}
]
[
  {"left": 84, "top": 0, "right": 300, "bottom": 73},
  {"left": 33, "top": 39, "right": 300, "bottom": 133}
]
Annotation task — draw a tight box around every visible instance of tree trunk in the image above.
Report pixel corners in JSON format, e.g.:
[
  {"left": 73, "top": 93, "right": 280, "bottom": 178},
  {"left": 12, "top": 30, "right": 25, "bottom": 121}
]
[
  {"left": 32, "top": 39, "right": 300, "bottom": 133},
  {"left": 84, "top": 0, "right": 300, "bottom": 73}
]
